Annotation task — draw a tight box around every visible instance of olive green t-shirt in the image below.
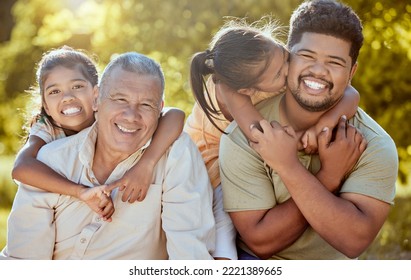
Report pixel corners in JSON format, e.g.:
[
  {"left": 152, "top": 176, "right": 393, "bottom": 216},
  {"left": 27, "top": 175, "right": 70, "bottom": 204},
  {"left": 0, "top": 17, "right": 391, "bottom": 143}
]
[{"left": 220, "top": 94, "right": 398, "bottom": 260}]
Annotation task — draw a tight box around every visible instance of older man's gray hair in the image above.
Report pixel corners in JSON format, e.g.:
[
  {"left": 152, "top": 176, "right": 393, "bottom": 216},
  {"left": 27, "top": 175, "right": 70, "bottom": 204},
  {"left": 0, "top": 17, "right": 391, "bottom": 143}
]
[{"left": 98, "top": 52, "right": 165, "bottom": 101}]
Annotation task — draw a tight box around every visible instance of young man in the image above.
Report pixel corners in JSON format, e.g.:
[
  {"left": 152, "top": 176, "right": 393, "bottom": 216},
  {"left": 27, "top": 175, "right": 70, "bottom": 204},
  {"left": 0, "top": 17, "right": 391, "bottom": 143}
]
[{"left": 220, "top": 0, "right": 398, "bottom": 259}]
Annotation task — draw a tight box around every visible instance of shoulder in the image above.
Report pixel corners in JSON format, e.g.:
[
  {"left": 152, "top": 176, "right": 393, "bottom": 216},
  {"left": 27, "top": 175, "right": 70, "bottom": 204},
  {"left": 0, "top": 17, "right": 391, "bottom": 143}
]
[
  {"left": 353, "top": 108, "right": 397, "bottom": 158},
  {"left": 37, "top": 127, "right": 90, "bottom": 163},
  {"left": 343, "top": 109, "right": 398, "bottom": 203},
  {"left": 168, "top": 131, "right": 199, "bottom": 155},
  {"left": 222, "top": 94, "right": 283, "bottom": 149},
  {"left": 30, "top": 116, "right": 65, "bottom": 143}
]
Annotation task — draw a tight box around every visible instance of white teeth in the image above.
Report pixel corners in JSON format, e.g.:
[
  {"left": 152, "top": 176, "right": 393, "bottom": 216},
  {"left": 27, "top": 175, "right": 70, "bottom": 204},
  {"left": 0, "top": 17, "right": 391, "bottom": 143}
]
[
  {"left": 304, "top": 80, "right": 325, "bottom": 90},
  {"left": 62, "top": 107, "right": 80, "bottom": 115},
  {"left": 117, "top": 124, "right": 137, "bottom": 133}
]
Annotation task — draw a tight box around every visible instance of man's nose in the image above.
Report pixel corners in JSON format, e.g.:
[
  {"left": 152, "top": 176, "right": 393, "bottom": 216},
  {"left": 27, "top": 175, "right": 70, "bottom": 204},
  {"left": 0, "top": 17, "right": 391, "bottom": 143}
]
[
  {"left": 308, "top": 61, "right": 329, "bottom": 76},
  {"left": 122, "top": 105, "right": 142, "bottom": 121}
]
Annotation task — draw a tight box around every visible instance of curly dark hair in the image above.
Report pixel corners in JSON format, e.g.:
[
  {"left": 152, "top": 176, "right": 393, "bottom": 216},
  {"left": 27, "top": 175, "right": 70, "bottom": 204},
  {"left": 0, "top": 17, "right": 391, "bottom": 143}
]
[{"left": 287, "top": 0, "right": 363, "bottom": 66}]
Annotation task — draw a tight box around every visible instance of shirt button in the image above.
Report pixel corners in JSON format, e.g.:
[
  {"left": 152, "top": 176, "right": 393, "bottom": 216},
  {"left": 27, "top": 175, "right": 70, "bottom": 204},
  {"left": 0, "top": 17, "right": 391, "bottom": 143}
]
[
  {"left": 80, "top": 238, "right": 87, "bottom": 243},
  {"left": 96, "top": 217, "right": 101, "bottom": 222}
]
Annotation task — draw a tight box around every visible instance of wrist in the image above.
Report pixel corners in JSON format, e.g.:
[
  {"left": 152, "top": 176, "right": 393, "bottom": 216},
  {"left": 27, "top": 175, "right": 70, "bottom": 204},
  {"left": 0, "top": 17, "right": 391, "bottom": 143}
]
[
  {"left": 73, "top": 184, "right": 88, "bottom": 199},
  {"left": 138, "top": 155, "right": 156, "bottom": 170},
  {"left": 274, "top": 157, "right": 302, "bottom": 177},
  {"left": 316, "top": 169, "right": 342, "bottom": 192}
]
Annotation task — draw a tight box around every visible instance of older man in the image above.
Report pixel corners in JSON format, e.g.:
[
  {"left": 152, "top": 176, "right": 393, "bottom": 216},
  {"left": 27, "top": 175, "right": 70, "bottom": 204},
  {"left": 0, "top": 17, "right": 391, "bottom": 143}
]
[
  {"left": 220, "top": 0, "right": 398, "bottom": 260},
  {"left": 1, "top": 52, "right": 215, "bottom": 259}
]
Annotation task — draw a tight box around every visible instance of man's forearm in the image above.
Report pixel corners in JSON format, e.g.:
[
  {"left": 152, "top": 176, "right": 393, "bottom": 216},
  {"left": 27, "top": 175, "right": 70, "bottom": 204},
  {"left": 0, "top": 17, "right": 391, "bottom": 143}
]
[{"left": 234, "top": 198, "right": 308, "bottom": 259}]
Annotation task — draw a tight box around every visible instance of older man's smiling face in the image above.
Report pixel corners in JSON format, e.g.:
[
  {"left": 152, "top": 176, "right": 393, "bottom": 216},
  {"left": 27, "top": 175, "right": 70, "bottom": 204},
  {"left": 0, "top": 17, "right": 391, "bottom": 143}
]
[{"left": 96, "top": 67, "right": 163, "bottom": 159}]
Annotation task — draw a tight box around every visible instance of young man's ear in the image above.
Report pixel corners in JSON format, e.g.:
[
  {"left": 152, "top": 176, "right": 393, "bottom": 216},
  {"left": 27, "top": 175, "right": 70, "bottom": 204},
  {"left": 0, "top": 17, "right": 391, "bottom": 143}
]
[
  {"left": 92, "top": 85, "right": 99, "bottom": 112},
  {"left": 160, "top": 100, "right": 164, "bottom": 113},
  {"left": 349, "top": 62, "right": 358, "bottom": 82}
]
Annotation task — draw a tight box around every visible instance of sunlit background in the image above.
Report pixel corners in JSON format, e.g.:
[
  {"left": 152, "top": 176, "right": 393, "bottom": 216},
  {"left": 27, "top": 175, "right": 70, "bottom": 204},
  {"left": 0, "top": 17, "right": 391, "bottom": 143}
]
[{"left": 0, "top": 0, "right": 410, "bottom": 259}]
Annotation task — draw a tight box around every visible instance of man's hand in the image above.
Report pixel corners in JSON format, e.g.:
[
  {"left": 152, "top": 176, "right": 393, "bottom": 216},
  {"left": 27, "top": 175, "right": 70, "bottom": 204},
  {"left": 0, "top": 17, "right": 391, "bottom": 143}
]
[{"left": 317, "top": 115, "right": 367, "bottom": 192}]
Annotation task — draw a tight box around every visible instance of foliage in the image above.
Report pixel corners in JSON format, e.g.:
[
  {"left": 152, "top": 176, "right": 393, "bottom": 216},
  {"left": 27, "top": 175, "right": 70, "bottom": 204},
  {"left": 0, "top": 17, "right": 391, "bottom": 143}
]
[
  {"left": 0, "top": 208, "right": 9, "bottom": 249},
  {"left": 0, "top": 0, "right": 300, "bottom": 155},
  {"left": 351, "top": 0, "right": 411, "bottom": 184},
  {"left": 360, "top": 195, "right": 411, "bottom": 259},
  {"left": 0, "top": 156, "right": 16, "bottom": 209},
  {"left": 0, "top": 0, "right": 409, "bottom": 169},
  {"left": 0, "top": 0, "right": 410, "bottom": 259}
]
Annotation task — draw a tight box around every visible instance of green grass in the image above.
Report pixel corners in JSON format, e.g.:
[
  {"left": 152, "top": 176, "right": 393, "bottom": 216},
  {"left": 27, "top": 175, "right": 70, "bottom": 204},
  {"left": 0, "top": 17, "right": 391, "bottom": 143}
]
[
  {"left": 0, "top": 155, "right": 17, "bottom": 209},
  {"left": 0, "top": 208, "right": 8, "bottom": 249}
]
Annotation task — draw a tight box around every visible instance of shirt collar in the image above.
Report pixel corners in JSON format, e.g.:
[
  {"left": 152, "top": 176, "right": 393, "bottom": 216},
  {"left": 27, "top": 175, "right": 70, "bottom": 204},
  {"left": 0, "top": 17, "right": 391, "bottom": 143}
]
[{"left": 78, "top": 122, "right": 152, "bottom": 177}]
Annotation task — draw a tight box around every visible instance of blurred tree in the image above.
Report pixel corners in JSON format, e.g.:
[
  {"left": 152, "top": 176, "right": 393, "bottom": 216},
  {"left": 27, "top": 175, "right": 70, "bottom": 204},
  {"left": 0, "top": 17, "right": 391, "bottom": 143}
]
[
  {"left": 0, "top": 0, "right": 409, "bottom": 184},
  {"left": 0, "top": 0, "right": 17, "bottom": 42},
  {"left": 349, "top": 0, "right": 411, "bottom": 183}
]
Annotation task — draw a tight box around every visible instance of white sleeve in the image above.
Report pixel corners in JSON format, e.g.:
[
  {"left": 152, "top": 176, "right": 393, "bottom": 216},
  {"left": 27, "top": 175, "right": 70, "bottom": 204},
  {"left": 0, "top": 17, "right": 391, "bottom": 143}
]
[
  {"left": 161, "top": 133, "right": 215, "bottom": 260},
  {"left": 1, "top": 183, "right": 57, "bottom": 259},
  {"left": 212, "top": 184, "right": 238, "bottom": 259}
]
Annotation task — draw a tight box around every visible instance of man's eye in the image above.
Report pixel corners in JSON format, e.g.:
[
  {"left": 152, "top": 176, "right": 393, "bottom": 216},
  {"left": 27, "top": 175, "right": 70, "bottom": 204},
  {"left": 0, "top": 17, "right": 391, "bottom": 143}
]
[
  {"left": 329, "top": 61, "right": 344, "bottom": 67},
  {"left": 300, "top": 54, "right": 313, "bottom": 59},
  {"left": 73, "top": 84, "right": 84, "bottom": 90}
]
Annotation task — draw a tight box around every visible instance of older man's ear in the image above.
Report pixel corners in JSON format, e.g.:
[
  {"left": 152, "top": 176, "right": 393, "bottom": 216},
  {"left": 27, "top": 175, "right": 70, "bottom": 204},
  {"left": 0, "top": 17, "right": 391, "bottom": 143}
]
[{"left": 92, "top": 85, "right": 99, "bottom": 112}]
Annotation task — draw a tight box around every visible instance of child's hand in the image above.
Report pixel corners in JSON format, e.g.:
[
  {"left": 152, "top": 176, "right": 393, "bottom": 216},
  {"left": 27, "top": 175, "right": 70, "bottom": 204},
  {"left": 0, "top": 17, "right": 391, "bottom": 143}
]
[
  {"left": 301, "top": 127, "right": 319, "bottom": 154},
  {"left": 105, "top": 161, "right": 154, "bottom": 203},
  {"left": 77, "top": 185, "right": 115, "bottom": 222}
]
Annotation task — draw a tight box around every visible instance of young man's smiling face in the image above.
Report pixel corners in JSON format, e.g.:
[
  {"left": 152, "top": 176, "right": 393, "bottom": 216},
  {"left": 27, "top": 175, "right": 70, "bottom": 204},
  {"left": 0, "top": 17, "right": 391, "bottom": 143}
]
[{"left": 287, "top": 32, "right": 357, "bottom": 112}]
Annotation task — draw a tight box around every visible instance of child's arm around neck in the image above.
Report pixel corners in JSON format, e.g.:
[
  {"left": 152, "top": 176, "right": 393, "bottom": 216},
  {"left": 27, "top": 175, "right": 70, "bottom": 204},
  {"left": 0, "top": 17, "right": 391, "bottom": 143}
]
[
  {"left": 104, "top": 107, "right": 185, "bottom": 203},
  {"left": 215, "top": 82, "right": 264, "bottom": 143},
  {"left": 12, "top": 134, "right": 115, "bottom": 221}
]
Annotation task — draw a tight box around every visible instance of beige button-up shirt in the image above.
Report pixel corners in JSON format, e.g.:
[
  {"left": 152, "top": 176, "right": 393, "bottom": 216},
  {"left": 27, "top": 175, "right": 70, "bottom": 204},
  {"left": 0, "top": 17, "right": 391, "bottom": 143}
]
[{"left": 1, "top": 123, "right": 215, "bottom": 260}]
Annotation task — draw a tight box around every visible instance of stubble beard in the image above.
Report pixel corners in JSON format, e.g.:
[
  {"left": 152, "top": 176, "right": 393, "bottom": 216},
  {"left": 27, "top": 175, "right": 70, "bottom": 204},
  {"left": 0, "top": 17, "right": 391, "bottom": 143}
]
[{"left": 289, "top": 76, "right": 339, "bottom": 112}]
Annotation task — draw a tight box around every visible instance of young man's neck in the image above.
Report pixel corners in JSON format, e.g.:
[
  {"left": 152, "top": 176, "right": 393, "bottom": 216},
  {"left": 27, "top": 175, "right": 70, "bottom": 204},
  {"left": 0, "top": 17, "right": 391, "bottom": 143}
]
[{"left": 280, "top": 93, "right": 325, "bottom": 134}]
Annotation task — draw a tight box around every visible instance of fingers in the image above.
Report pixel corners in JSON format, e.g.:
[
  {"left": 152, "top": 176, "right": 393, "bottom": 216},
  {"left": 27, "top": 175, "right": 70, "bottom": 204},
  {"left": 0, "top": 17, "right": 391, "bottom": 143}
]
[
  {"left": 359, "top": 137, "right": 368, "bottom": 153},
  {"left": 104, "top": 180, "right": 126, "bottom": 193},
  {"left": 121, "top": 186, "right": 149, "bottom": 203},
  {"left": 250, "top": 119, "right": 272, "bottom": 143},
  {"left": 352, "top": 126, "right": 367, "bottom": 153},
  {"left": 249, "top": 123, "right": 261, "bottom": 144},
  {"left": 282, "top": 125, "right": 296, "bottom": 138},
  {"left": 103, "top": 183, "right": 117, "bottom": 195},
  {"left": 96, "top": 193, "right": 115, "bottom": 222},
  {"left": 128, "top": 189, "right": 141, "bottom": 203},
  {"left": 335, "top": 115, "right": 347, "bottom": 140},
  {"left": 301, "top": 132, "right": 309, "bottom": 149},
  {"left": 121, "top": 186, "right": 133, "bottom": 202},
  {"left": 346, "top": 123, "right": 357, "bottom": 140},
  {"left": 101, "top": 202, "right": 115, "bottom": 222},
  {"left": 137, "top": 189, "right": 148, "bottom": 202},
  {"left": 318, "top": 126, "right": 331, "bottom": 153}
]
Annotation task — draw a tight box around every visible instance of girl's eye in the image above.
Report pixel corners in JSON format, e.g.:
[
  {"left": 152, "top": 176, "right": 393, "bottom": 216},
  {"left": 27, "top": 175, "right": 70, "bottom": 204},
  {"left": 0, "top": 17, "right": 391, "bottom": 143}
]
[{"left": 48, "top": 89, "right": 60, "bottom": 95}]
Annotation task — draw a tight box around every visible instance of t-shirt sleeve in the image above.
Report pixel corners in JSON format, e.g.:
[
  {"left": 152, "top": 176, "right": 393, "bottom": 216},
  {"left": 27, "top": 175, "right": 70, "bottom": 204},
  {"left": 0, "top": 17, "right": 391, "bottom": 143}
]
[
  {"left": 220, "top": 124, "right": 276, "bottom": 212},
  {"left": 29, "top": 120, "right": 55, "bottom": 144},
  {"left": 341, "top": 133, "right": 398, "bottom": 205}
]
